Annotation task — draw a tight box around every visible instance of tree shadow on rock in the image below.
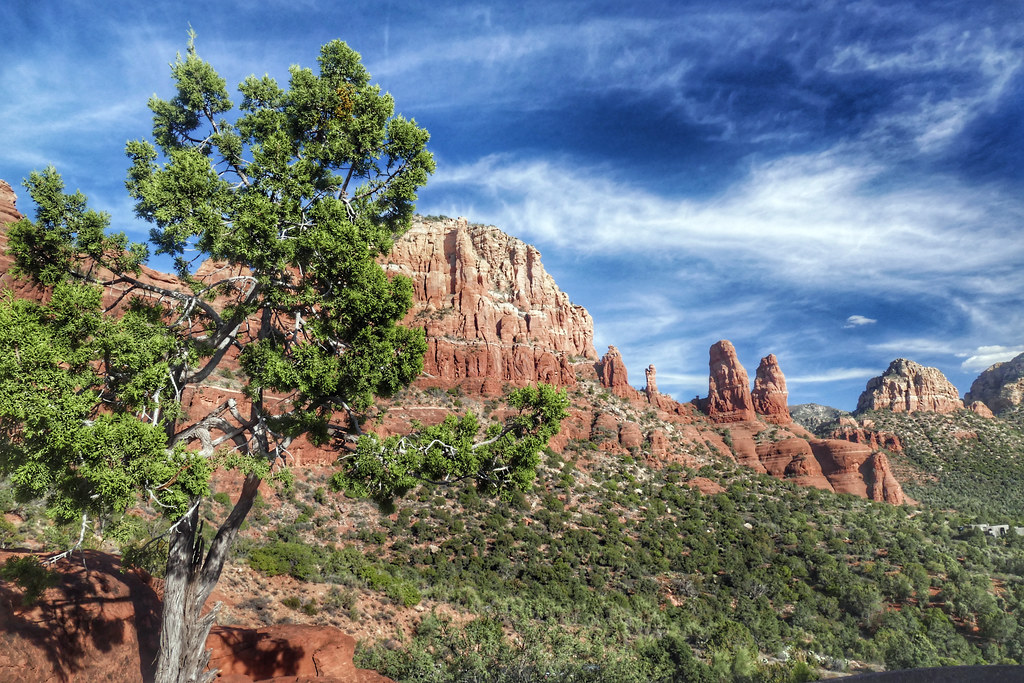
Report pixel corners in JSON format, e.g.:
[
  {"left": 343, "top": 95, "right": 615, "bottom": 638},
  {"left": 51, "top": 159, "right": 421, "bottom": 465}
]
[{"left": 0, "top": 549, "right": 161, "bottom": 683}]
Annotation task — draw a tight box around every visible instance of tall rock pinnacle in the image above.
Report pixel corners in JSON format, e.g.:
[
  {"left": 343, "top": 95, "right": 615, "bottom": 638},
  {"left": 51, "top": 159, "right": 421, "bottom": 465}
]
[
  {"left": 706, "top": 340, "right": 756, "bottom": 422},
  {"left": 752, "top": 354, "right": 792, "bottom": 424}
]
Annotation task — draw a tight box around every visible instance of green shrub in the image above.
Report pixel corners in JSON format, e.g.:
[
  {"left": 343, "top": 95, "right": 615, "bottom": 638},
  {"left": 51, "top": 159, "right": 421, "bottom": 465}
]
[
  {"left": 0, "top": 556, "right": 59, "bottom": 605},
  {"left": 0, "top": 517, "right": 22, "bottom": 549},
  {"left": 248, "top": 541, "right": 321, "bottom": 581}
]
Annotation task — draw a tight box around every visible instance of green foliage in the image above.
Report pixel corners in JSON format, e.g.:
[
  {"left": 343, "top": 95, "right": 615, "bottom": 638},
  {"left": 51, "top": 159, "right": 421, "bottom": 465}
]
[
  {"left": 2, "top": 35, "right": 436, "bottom": 532},
  {"left": 333, "top": 383, "right": 569, "bottom": 504},
  {"left": 0, "top": 555, "right": 59, "bottom": 605},
  {"left": 331, "top": 445, "right": 1024, "bottom": 680},
  {"left": 0, "top": 285, "right": 207, "bottom": 522},
  {"left": 860, "top": 410, "right": 1024, "bottom": 519},
  {"left": 0, "top": 516, "right": 20, "bottom": 548},
  {"left": 248, "top": 540, "right": 321, "bottom": 582}
]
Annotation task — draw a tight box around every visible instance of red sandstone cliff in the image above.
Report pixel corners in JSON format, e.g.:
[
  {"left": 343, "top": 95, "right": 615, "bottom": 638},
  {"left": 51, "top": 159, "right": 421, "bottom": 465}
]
[
  {"left": 696, "top": 340, "right": 905, "bottom": 504},
  {"left": 856, "top": 358, "right": 964, "bottom": 414},
  {"left": 0, "top": 179, "right": 191, "bottom": 312},
  {"left": 0, "top": 183, "right": 908, "bottom": 507},
  {"left": 388, "top": 217, "right": 596, "bottom": 395},
  {"left": 0, "top": 180, "right": 19, "bottom": 226},
  {"left": 830, "top": 416, "right": 903, "bottom": 452},
  {"left": 597, "top": 345, "right": 642, "bottom": 401}
]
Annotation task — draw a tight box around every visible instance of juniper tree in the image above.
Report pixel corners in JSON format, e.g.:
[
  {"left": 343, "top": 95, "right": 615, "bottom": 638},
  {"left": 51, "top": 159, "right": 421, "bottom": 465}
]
[{"left": 1, "top": 35, "right": 567, "bottom": 683}]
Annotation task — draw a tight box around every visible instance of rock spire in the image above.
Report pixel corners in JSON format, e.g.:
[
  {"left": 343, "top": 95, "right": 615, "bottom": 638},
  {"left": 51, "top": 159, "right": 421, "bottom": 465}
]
[
  {"left": 705, "top": 340, "right": 756, "bottom": 422},
  {"left": 752, "top": 354, "right": 791, "bottom": 424}
]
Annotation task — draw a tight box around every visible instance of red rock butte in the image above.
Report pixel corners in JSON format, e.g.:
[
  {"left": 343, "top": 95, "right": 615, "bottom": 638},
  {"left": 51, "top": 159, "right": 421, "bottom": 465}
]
[
  {"left": 389, "top": 217, "right": 597, "bottom": 395},
  {"left": 856, "top": 358, "right": 964, "bottom": 414},
  {"left": 965, "top": 351, "right": 1024, "bottom": 415},
  {"left": 696, "top": 340, "right": 905, "bottom": 505},
  {"left": 706, "top": 340, "right": 757, "bottom": 423},
  {"left": 752, "top": 353, "right": 792, "bottom": 424}
]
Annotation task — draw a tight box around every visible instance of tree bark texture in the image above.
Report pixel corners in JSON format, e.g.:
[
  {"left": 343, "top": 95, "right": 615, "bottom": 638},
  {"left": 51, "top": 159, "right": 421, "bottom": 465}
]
[{"left": 154, "top": 474, "right": 262, "bottom": 683}]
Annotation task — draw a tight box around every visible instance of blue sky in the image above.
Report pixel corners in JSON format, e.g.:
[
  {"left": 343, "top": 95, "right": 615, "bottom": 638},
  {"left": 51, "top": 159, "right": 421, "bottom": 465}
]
[{"left": 2, "top": 1, "right": 1023, "bottom": 410}]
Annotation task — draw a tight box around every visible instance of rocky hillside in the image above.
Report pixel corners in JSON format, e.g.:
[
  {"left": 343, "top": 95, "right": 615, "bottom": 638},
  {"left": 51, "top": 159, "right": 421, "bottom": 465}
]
[
  {"left": 0, "top": 182, "right": 906, "bottom": 504},
  {"left": 791, "top": 403, "right": 848, "bottom": 432},
  {"left": 966, "top": 351, "right": 1024, "bottom": 415},
  {"left": 5, "top": 179, "right": 1024, "bottom": 680}
]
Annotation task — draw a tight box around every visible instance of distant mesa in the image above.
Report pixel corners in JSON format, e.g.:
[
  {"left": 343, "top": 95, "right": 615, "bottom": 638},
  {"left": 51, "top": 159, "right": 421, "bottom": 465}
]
[
  {"left": 964, "top": 351, "right": 1024, "bottom": 415},
  {"left": 855, "top": 358, "right": 963, "bottom": 415}
]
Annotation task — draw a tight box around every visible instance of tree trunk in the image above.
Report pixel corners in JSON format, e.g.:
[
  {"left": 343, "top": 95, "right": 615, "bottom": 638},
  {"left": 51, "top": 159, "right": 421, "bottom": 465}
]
[{"left": 154, "top": 473, "right": 262, "bottom": 683}]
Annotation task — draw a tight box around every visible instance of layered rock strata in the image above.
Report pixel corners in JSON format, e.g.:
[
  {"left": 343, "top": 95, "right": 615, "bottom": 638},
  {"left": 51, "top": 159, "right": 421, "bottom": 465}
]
[
  {"left": 856, "top": 358, "right": 963, "bottom": 414},
  {"left": 830, "top": 416, "right": 903, "bottom": 453},
  {"left": 596, "top": 345, "right": 641, "bottom": 401},
  {"left": 0, "top": 183, "right": 909, "bottom": 505},
  {"left": 964, "top": 352, "right": 1024, "bottom": 415}
]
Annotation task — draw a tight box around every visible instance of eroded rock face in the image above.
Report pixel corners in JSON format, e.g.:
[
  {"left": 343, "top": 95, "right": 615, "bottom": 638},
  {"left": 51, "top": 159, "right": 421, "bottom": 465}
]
[
  {"left": 808, "top": 440, "right": 905, "bottom": 504},
  {"left": 965, "top": 352, "right": 1024, "bottom": 415},
  {"left": 388, "top": 218, "right": 596, "bottom": 394},
  {"left": 0, "top": 180, "right": 19, "bottom": 226},
  {"left": 644, "top": 365, "right": 658, "bottom": 397},
  {"left": 968, "top": 400, "right": 996, "bottom": 418},
  {"left": 597, "top": 345, "right": 642, "bottom": 401},
  {"left": 752, "top": 354, "right": 791, "bottom": 424},
  {"left": 756, "top": 439, "right": 833, "bottom": 492},
  {"left": 0, "top": 179, "right": 192, "bottom": 312},
  {"left": 856, "top": 358, "right": 964, "bottom": 414},
  {"left": 830, "top": 417, "right": 903, "bottom": 453},
  {"left": 208, "top": 625, "right": 392, "bottom": 682},
  {"left": 706, "top": 340, "right": 756, "bottom": 423}
]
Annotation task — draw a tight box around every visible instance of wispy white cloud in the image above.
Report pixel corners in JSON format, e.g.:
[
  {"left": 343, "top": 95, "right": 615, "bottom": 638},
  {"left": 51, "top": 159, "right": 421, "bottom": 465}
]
[
  {"left": 959, "top": 345, "right": 1024, "bottom": 373},
  {"left": 844, "top": 315, "right": 877, "bottom": 328},
  {"left": 430, "top": 150, "right": 1024, "bottom": 298},
  {"left": 867, "top": 339, "right": 963, "bottom": 356},
  {"left": 787, "top": 368, "right": 880, "bottom": 384}
]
